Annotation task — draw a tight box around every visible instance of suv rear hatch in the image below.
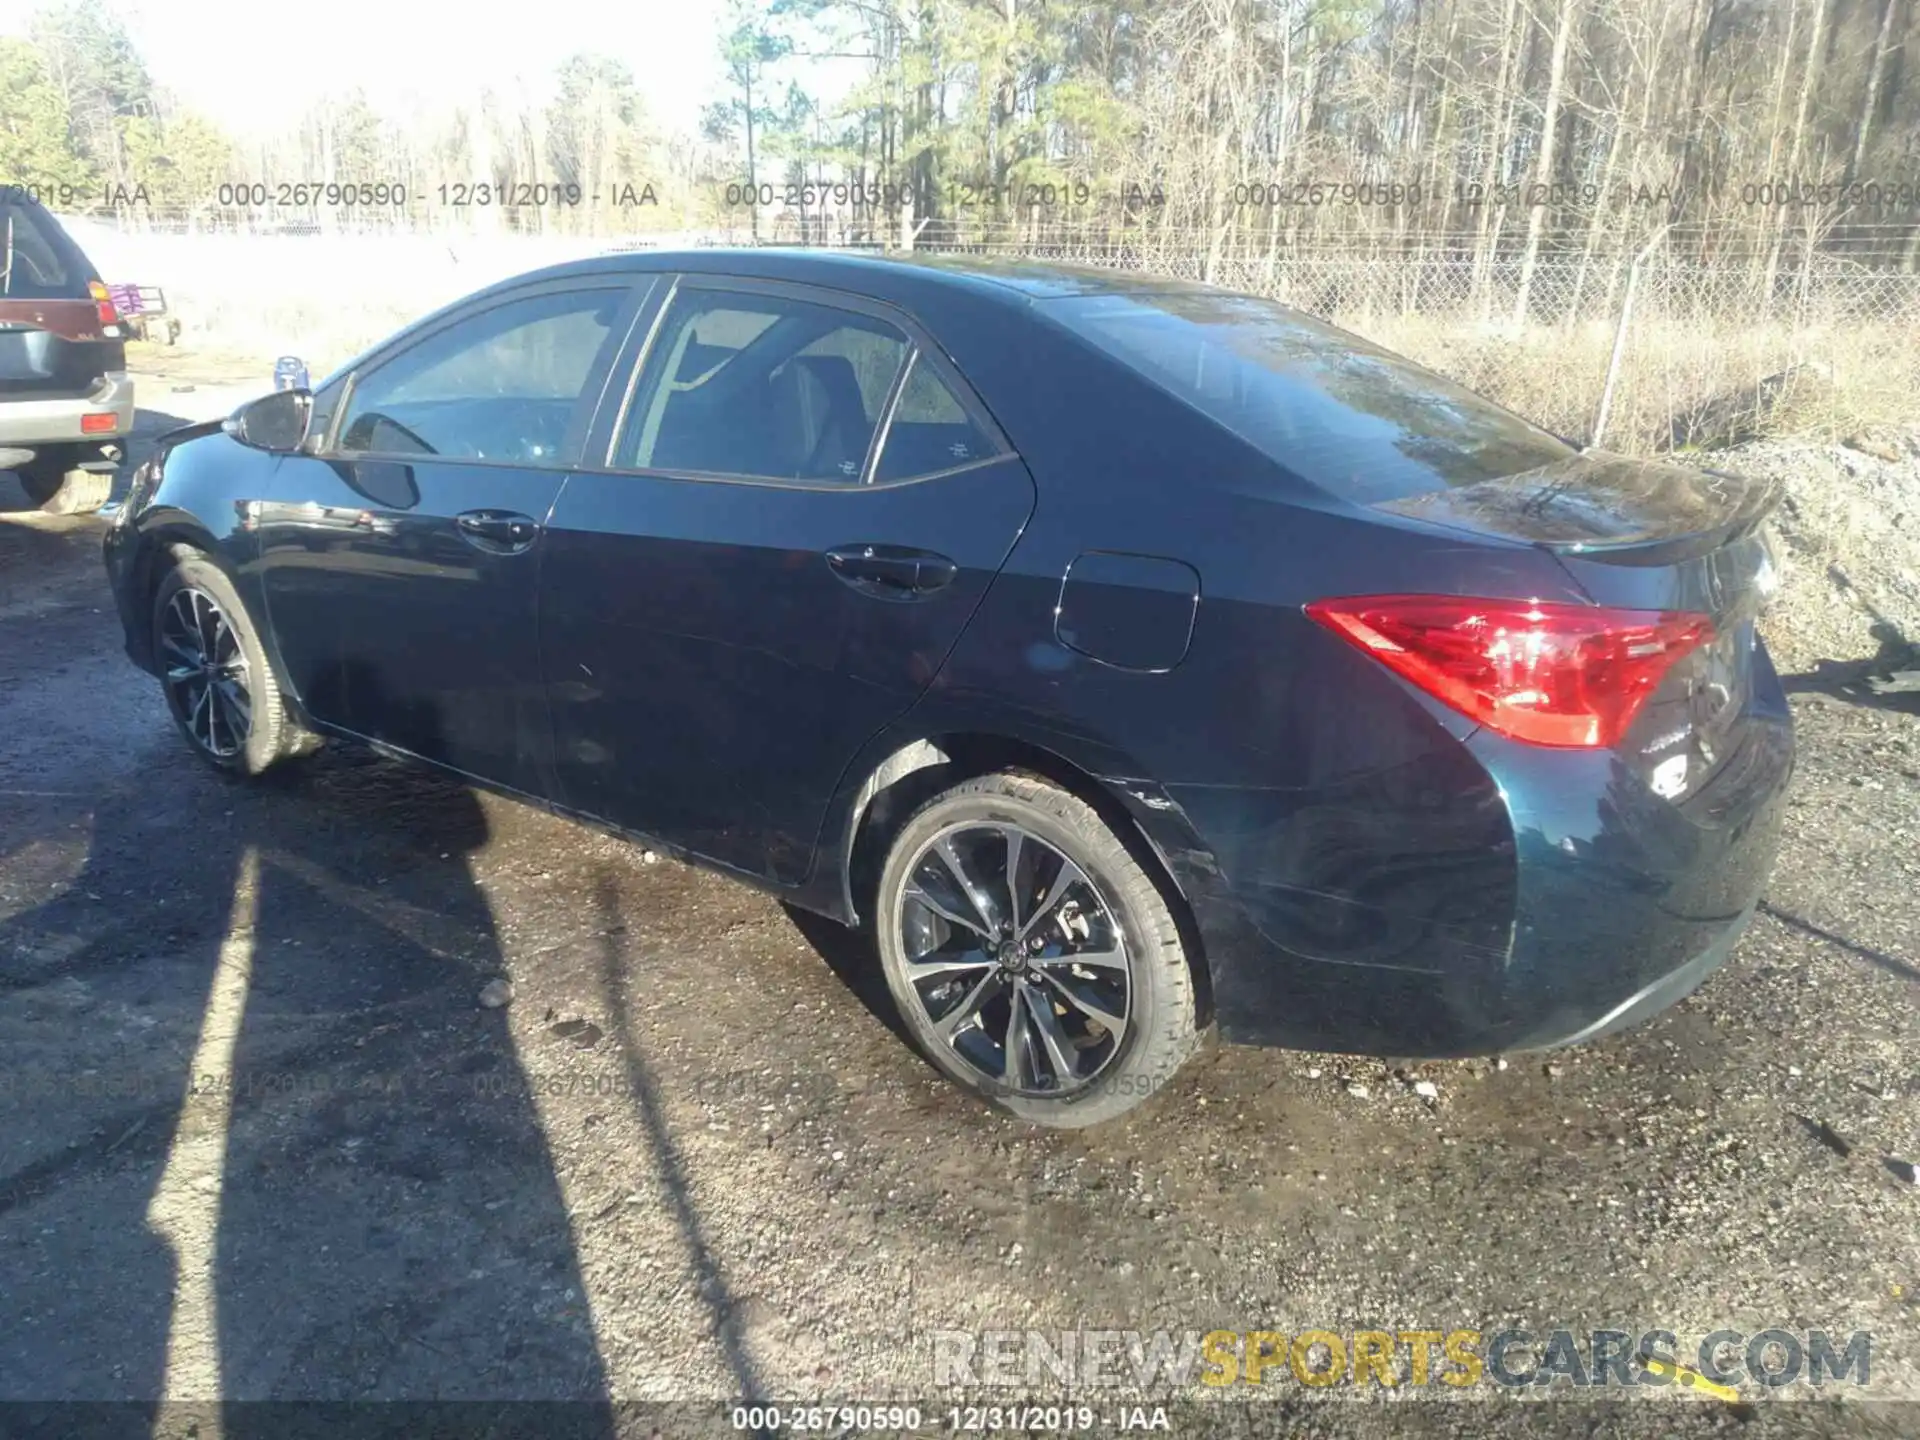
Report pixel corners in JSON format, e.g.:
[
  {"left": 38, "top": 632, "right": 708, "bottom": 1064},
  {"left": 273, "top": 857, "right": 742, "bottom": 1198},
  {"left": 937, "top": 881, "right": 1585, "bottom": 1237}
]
[{"left": 0, "top": 200, "right": 125, "bottom": 400}]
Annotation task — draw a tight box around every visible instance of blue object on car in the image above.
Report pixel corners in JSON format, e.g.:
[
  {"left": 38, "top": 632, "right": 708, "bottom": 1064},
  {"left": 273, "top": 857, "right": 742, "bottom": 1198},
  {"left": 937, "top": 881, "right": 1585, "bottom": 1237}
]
[{"left": 273, "top": 356, "right": 309, "bottom": 391}]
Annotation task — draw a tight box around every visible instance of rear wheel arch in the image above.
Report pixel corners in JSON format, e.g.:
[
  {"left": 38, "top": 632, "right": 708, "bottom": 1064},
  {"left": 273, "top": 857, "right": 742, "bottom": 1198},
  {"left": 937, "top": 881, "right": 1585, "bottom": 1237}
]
[{"left": 839, "top": 729, "right": 1215, "bottom": 1026}]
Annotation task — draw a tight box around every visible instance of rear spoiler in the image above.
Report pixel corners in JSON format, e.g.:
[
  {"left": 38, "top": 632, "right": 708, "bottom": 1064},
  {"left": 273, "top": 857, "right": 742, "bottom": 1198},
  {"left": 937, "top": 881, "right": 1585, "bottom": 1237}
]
[{"left": 1370, "top": 451, "right": 1785, "bottom": 567}]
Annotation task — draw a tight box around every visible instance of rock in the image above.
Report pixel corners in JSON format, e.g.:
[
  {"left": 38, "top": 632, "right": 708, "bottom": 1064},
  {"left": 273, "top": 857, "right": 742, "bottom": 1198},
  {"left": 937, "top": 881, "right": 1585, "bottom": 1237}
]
[
  {"left": 1495, "top": 1057, "right": 1509, "bottom": 1071},
  {"left": 1345, "top": 1081, "right": 1371, "bottom": 1099},
  {"left": 1412, "top": 1080, "right": 1440, "bottom": 1100},
  {"left": 1796, "top": 1115, "right": 1852, "bottom": 1158},
  {"left": 550, "top": 1017, "right": 603, "bottom": 1048},
  {"left": 1306, "top": 1067, "right": 1322, "bottom": 1079},
  {"left": 1845, "top": 434, "right": 1904, "bottom": 464},
  {"left": 478, "top": 978, "right": 514, "bottom": 1010},
  {"left": 1889, "top": 1158, "right": 1919, "bottom": 1185},
  {"left": 641, "top": 850, "right": 660, "bottom": 865}
]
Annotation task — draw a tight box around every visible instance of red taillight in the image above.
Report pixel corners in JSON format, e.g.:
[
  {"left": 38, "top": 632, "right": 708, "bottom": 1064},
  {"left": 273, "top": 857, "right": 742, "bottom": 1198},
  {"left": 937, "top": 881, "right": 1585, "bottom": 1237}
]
[
  {"left": 87, "top": 279, "right": 119, "bottom": 328},
  {"left": 1305, "top": 595, "right": 1714, "bottom": 749},
  {"left": 80, "top": 412, "right": 117, "bottom": 434}
]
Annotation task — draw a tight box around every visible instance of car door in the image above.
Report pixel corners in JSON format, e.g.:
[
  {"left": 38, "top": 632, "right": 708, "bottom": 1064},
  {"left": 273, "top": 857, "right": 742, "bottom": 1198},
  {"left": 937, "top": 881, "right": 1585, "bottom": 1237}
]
[
  {"left": 255, "top": 276, "right": 651, "bottom": 798},
  {"left": 539, "top": 276, "right": 1036, "bottom": 884}
]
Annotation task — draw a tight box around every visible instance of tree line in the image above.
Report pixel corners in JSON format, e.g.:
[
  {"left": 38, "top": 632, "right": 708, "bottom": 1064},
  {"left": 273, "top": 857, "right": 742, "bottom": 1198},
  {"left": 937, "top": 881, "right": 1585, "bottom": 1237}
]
[
  {"left": 737, "top": 0, "right": 1920, "bottom": 270},
  {"left": 4, "top": 0, "right": 1917, "bottom": 270},
  {"left": 0, "top": 0, "right": 696, "bottom": 234}
]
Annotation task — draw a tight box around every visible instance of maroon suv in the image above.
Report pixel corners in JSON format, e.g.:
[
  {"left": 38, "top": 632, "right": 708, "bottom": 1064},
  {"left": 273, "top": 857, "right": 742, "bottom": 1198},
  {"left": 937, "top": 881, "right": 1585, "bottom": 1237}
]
[{"left": 0, "top": 195, "right": 135, "bottom": 513}]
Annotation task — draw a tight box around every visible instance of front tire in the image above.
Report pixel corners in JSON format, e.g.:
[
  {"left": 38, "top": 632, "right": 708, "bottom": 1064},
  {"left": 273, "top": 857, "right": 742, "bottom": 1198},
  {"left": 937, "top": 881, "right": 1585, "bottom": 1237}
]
[
  {"left": 20, "top": 460, "right": 112, "bottom": 515},
  {"left": 151, "top": 554, "right": 317, "bottom": 775},
  {"left": 874, "top": 772, "right": 1199, "bottom": 1128}
]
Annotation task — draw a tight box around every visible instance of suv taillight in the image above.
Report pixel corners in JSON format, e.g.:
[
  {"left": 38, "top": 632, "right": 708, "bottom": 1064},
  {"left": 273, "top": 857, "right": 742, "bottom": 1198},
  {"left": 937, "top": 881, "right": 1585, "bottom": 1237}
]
[
  {"left": 1305, "top": 595, "right": 1714, "bottom": 748},
  {"left": 87, "top": 280, "right": 119, "bottom": 328}
]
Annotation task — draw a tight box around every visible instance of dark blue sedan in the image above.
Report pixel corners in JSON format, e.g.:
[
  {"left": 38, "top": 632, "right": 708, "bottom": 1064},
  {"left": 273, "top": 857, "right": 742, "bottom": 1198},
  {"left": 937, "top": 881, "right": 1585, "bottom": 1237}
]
[{"left": 104, "top": 251, "right": 1793, "bottom": 1126}]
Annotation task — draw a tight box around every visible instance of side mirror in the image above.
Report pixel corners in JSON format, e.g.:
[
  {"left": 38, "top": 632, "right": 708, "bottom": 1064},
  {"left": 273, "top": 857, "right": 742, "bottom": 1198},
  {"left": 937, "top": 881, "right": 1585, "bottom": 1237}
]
[{"left": 226, "top": 389, "right": 312, "bottom": 453}]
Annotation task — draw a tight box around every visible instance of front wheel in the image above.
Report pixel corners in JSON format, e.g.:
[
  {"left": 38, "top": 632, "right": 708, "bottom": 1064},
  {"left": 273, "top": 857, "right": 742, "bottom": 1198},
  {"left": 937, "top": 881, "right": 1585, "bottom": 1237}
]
[
  {"left": 151, "top": 553, "right": 318, "bottom": 775},
  {"left": 874, "top": 772, "right": 1199, "bottom": 1128}
]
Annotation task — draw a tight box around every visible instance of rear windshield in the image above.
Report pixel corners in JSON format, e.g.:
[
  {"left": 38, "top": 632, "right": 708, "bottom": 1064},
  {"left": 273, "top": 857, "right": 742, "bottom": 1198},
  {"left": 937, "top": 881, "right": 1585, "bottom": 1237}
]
[
  {"left": 1045, "top": 290, "right": 1575, "bottom": 503},
  {"left": 0, "top": 203, "right": 77, "bottom": 298}
]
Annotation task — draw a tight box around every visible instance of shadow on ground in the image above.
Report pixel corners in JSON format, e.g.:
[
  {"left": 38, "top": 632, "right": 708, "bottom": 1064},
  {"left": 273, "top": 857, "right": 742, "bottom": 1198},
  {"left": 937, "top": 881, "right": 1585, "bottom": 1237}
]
[
  {"left": 1780, "top": 623, "right": 1920, "bottom": 716},
  {"left": 0, "top": 726, "right": 617, "bottom": 1433},
  {"left": 780, "top": 902, "right": 916, "bottom": 1050}
]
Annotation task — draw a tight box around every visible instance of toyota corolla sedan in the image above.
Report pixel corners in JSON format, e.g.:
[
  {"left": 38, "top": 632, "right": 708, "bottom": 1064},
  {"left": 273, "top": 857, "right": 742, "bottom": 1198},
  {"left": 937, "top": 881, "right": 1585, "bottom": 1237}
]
[{"left": 104, "top": 250, "right": 1793, "bottom": 1126}]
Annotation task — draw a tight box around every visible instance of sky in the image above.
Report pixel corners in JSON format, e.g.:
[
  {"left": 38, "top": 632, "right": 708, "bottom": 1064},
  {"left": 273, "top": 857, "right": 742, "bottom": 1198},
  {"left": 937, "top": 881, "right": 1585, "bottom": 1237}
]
[{"left": 0, "top": 0, "right": 860, "bottom": 142}]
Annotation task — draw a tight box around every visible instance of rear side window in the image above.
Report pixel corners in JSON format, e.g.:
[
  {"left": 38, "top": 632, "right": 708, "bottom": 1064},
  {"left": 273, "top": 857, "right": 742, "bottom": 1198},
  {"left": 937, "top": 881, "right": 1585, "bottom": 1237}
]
[
  {"left": 1045, "top": 290, "right": 1574, "bottom": 503},
  {"left": 0, "top": 204, "right": 76, "bottom": 298},
  {"left": 618, "top": 290, "right": 910, "bottom": 483},
  {"left": 873, "top": 355, "right": 1001, "bottom": 482}
]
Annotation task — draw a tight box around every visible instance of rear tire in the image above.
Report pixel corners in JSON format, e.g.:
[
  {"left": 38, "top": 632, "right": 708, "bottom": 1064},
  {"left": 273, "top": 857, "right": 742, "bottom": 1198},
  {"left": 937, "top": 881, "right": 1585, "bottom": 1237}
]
[
  {"left": 151, "top": 552, "right": 319, "bottom": 776},
  {"left": 20, "top": 461, "right": 112, "bottom": 515},
  {"left": 874, "top": 772, "right": 1199, "bottom": 1128}
]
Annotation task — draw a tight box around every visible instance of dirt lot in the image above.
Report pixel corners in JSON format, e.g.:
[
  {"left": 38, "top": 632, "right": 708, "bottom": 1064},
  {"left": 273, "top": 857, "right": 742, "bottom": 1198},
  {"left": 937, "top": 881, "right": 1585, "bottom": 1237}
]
[{"left": 2, "top": 362, "right": 1918, "bottom": 1437}]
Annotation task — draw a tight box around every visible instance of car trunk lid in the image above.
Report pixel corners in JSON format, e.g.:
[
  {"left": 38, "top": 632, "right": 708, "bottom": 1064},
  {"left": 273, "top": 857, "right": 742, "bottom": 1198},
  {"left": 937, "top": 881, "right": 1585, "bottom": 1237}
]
[{"left": 1369, "top": 449, "right": 1783, "bottom": 564}]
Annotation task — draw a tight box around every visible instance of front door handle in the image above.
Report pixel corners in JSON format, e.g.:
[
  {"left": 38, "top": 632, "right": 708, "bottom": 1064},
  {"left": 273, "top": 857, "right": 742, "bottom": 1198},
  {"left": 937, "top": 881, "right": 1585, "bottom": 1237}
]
[
  {"left": 455, "top": 509, "right": 539, "bottom": 554},
  {"left": 824, "top": 544, "right": 958, "bottom": 600}
]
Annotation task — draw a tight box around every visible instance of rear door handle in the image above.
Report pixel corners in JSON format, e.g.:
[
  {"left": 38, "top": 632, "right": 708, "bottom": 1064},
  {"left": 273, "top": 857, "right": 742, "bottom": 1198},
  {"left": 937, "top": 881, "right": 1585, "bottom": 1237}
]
[
  {"left": 455, "top": 509, "right": 539, "bottom": 554},
  {"left": 825, "top": 544, "right": 958, "bottom": 600}
]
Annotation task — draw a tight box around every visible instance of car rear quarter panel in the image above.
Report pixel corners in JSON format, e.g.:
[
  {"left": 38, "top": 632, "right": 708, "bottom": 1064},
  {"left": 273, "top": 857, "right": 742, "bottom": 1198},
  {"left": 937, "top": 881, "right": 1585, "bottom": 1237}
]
[{"left": 923, "top": 304, "right": 1609, "bottom": 1050}]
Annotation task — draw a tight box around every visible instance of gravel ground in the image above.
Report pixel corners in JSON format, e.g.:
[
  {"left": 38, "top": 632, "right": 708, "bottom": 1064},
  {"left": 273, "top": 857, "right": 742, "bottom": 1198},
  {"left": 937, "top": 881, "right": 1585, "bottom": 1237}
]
[
  {"left": 1724, "top": 424, "right": 1920, "bottom": 676},
  {"left": 0, "top": 374, "right": 1916, "bottom": 1437}
]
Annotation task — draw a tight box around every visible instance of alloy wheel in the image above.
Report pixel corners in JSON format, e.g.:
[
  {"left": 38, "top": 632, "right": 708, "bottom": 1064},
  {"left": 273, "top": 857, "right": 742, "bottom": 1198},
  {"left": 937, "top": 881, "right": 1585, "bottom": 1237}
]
[
  {"left": 159, "top": 587, "right": 252, "bottom": 759},
  {"left": 897, "top": 822, "right": 1133, "bottom": 1096}
]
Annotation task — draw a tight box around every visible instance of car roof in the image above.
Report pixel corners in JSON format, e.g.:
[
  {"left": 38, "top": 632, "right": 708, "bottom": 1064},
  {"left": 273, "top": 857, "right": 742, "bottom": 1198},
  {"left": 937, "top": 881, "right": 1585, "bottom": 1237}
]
[{"left": 499, "top": 246, "right": 1213, "bottom": 309}]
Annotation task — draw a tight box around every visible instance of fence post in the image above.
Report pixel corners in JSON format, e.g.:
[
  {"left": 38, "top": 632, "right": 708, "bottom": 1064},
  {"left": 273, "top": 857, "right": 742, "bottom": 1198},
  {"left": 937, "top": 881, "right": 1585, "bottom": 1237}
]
[{"left": 1590, "top": 223, "right": 1671, "bottom": 450}]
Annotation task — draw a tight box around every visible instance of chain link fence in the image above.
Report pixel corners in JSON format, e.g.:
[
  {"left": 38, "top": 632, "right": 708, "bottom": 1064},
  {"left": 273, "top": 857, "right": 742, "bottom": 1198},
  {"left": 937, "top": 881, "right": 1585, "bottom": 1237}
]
[
  {"left": 905, "top": 232, "right": 1920, "bottom": 449},
  {"left": 66, "top": 210, "right": 1920, "bottom": 451}
]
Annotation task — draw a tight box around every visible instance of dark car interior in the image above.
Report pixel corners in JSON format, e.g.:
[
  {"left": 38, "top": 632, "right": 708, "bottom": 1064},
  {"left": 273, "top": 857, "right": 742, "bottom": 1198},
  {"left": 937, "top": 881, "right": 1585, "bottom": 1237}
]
[
  {"left": 326, "top": 289, "right": 1000, "bottom": 484},
  {"left": 0, "top": 202, "right": 74, "bottom": 299},
  {"left": 329, "top": 289, "right": 625, "bottom": 466},
  {"left": 635, "top": 311, "right": 893, "bottom": 482},
  {"left": 336, "top": 396, "right": 576, "bottom": 464},
  {"left": 872, "top": 358, "right": 995, "bottom": 479}
]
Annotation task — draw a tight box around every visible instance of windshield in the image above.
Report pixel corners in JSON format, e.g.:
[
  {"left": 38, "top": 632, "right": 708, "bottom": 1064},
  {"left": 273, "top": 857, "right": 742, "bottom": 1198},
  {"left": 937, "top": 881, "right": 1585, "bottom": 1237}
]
[{"left": 1045, "top": 289, "right": 1576, "bottom": 503}]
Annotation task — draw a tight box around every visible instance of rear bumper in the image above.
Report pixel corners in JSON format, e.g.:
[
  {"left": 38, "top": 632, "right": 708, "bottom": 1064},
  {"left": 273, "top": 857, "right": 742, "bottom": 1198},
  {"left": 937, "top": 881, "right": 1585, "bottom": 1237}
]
[
  {"left": 0, "top": 372, "right": 135, "bottom": 451},
  {"left": 1525, "top": 902, "right": 1754, "bottom": 1049},
  {"left": 1157, "top": 655, "right": 1794, "bottom": 1058}
]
